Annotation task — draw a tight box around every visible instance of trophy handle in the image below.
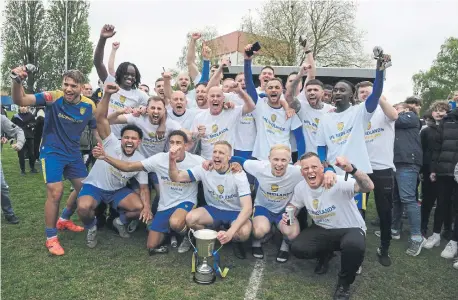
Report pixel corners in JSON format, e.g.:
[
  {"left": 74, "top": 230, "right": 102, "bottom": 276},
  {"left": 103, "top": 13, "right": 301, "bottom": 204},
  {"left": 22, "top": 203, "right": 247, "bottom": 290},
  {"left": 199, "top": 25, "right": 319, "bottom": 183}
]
[{"left": 188, "top": 228, "right": 197, "bottom": 252}]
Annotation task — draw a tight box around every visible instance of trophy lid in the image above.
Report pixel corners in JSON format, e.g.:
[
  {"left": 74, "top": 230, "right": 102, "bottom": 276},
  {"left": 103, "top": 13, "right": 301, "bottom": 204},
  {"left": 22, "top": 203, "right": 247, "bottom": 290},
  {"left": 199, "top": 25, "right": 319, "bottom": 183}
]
[{"left": 194, "top": 229, "right": 218, "bottom": 240}]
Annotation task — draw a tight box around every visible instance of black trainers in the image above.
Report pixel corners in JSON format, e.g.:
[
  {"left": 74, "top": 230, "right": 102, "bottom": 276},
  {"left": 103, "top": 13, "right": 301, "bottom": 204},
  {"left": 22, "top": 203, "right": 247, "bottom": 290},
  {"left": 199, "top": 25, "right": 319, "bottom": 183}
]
[
  {"left": 4, "top": 214, "right": 19, "bottom": 224},
  {"left": 233, "top": 242, "right": 246, "bottom": 259},
  {"left": 314, "top": 253, "right": 332, "bottom": 274},
  {"left": 20, "top": 171, "right": 26, "bottom": 176},
  {"left": 30, "top": 169, "right": 38, "bottom": 174},
  {"left": 148, "top": 245, "right": 168, "bottom": 255},
  {"left": 333, "top": 284, "right": 351, "bottom": 300},
  {"left": 377, "top": 247, "right": 392, "bottom": 267},
  {"left": 252, "top": 246, "right": 264, "bottom": 259},
  {"left": 276, "top": 250, "right": 289, "bottom": 263}
]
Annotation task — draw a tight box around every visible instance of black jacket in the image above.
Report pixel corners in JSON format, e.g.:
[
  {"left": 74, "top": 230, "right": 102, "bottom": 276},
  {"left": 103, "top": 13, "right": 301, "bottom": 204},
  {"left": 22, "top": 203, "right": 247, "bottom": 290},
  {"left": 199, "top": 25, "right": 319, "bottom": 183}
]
[
  {"left": 431, "top": 109, "right": 458, "bottom": 176},
  {"left": 394, "top": 111, "right": 422, "bottom": 166},
  {"left": 11, "top": 112, "right": 36, "bottom": 139},
  {"left": 420, "top": 123, "right": 440, "bottom": 173}
]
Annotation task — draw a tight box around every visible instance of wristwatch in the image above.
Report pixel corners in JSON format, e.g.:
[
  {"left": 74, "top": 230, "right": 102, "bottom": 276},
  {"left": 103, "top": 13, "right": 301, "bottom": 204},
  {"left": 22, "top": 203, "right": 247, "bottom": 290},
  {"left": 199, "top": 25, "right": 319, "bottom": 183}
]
[{"left": 344, "top": 164, "right": 357, "bottom": 181}]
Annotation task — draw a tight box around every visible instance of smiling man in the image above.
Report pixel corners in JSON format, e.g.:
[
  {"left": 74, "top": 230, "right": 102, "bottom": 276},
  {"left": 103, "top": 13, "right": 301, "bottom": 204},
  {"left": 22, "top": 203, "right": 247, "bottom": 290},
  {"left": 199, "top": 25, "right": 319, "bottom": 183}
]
[
  {"left": 77, "top": 83, "right": 151, "bottom": 248},
  {"left": 94, "top": 24, "right": 149, "bottom": 139},
  {"left": 11, "top": 66, "right": 98, "bottom": 256}
]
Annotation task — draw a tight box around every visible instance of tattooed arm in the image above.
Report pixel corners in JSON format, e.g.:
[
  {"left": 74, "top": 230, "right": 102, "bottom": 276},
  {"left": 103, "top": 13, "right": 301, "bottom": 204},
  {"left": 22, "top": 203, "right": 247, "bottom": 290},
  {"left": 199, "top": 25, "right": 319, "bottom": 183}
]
[{"left": 335, "top": 156, "right": 374, "bottom": 193}]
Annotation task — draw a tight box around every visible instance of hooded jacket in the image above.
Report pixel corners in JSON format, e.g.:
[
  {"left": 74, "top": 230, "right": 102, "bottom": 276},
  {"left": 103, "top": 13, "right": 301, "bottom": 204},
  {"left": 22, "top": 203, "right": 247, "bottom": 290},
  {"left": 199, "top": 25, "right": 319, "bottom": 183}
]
[{"left": 431, "top": 109, "right": 458, "bottom": 176}]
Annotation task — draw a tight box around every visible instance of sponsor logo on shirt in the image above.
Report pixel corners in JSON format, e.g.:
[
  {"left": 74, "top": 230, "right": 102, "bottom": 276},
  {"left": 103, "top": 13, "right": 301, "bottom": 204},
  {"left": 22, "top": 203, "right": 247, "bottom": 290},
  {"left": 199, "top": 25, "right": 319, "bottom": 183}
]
[
  {"left": 262, "top": 116, "right": 287, "bottom": 134},
  {"left": 80, "top": 107, "right": 86, "bottom": 115},
  {"left": 58, "top": 113, "right": 83, "bottom": 123},
  {"left": 217, "top": 184, "right": 224, "bottom": 194},
  {"left": 271, "top": 184, "right": 279, "bottom": 192},
  {"left": 364, "top": 122, "right": 384, "bottom": 143},
  {"left": 307, "top": 204, "right": 337, "bottom": 224},
  {"left": 314, "top": 118, "right": 320, "bottom": 125},
  {"left": 337, "top": 122, "right": 344, "bottom": 131}
]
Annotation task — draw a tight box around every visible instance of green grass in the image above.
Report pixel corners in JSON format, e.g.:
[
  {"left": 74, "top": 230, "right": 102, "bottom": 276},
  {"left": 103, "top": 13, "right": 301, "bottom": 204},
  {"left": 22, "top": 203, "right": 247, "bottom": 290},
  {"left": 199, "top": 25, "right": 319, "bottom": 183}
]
[{"left": 1, "top": 137, "right": 457, "bottom": 300}]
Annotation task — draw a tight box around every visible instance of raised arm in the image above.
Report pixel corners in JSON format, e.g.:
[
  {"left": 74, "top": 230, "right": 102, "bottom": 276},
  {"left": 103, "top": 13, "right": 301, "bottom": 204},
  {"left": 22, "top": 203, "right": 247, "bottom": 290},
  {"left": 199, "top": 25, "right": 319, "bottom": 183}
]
[
  {"left": 293, "top": 126, "right": 306, "bottom": 158},
  {"left": 335, "top": 156, "right": 374, "bottom": 193},
  {"left": 10, "top": 66, "right": 37, "bottom": 106},
  {"left": 168, "top": 146, "right": 192, "bottom": 182},
  {"left": 94, "top": 24, "right": 116, "bottom": 82},
  {"left": 243, "top": 44, "right": 259, "bottom": 104},
  {"left": 285, "top": 64, "right": 309, "bottom": 113},
  {"left": 227, "top": 82, "right": 255, "bottom": 114},
  {"left": 379, "top": 95, "right": 398, "bottom": 121},
  {"left": 162, "top": 71, "right": 173, "bottom": 105},
  {"left": 304, "top": 45, "right": 316, "bottom": 84},
  {"left": 365, "top": 51, "right": 390, "bottom": 113},
  {"left": 96, "top": 83, "right": 119, "bottom": 139},
  {"left": 187, "top": 33, "right": 201, "bottom": 81},
  {"left": 206, "top": 57, "right": 227, "bottom": 91},
  {"left": 108, "top": 42, "right": 120, "bottom": 77}
]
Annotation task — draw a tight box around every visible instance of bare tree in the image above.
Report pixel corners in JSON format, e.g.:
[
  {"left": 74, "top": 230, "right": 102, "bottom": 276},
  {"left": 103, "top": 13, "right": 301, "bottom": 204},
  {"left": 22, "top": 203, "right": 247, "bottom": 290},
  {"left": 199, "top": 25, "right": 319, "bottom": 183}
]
[{"left": 241, "top": 0, "right": 371, "bottom": 67}]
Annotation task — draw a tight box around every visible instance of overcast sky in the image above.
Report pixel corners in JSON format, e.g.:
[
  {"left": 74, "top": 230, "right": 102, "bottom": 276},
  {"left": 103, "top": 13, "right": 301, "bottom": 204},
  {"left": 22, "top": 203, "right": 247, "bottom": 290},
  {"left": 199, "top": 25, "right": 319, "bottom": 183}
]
[{"left": 2, "top": 0, "right": 458, "bottom": 103}]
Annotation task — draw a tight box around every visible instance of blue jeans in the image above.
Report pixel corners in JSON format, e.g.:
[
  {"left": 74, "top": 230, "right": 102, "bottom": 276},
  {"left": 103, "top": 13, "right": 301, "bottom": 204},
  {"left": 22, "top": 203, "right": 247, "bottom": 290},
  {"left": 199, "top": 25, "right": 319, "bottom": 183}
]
[
  {"left": 1, "top": 162, "right": 15, "bottom": 216},
  {"left": 392, "top": 163, "right": 421, "bottom": 237}
]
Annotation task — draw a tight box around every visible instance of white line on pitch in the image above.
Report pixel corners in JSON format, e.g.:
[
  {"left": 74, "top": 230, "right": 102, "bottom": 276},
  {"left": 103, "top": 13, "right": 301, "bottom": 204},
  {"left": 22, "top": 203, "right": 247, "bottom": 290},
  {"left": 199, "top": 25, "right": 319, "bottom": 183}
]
[{"left": 244, "top": 259, "right": 266, "bottom": 300}]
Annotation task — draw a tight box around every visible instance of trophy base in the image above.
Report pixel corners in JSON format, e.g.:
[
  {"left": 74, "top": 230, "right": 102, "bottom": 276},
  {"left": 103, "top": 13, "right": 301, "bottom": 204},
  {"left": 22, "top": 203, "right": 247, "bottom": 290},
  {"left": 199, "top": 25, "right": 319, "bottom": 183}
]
[{"left": 193, "top": 272, "right": 216, "bottom": 285}]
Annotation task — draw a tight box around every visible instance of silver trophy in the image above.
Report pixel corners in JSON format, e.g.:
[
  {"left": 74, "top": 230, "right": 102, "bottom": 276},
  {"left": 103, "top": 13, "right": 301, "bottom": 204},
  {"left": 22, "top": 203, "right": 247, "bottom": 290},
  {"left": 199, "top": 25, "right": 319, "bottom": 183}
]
[
  {"left": 10, "top": 64, "right": 37, "bottom": 83},
  {"left": 189, "top": 229, "right": 219, "bottom": 284}
]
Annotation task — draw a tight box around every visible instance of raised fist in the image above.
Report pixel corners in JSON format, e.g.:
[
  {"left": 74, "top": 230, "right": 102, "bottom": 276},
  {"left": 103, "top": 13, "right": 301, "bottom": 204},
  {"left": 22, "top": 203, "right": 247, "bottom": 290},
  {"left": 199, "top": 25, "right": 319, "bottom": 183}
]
[
  {"left": 100, "top": 24, "right": 116, "bottom": 39},
  {"left": 298, "top": 63, "right": 311, "bottom": 77},
  {"left": 11, "top": 66, "right": 28, "bottom": 81},
  {"left": 335, "top": 156, "right": 353, "bottom": 173},
  {"left": 244, "top": 44, "right": 259, "bottom": 60},
  {"left": 112, "top": 42, "right": 120, "bottom": 50},
  {"left": 104, "top": 83, "right": 119, "bottom": 94},
  {"left": 202, "top": 45, "right": 212, "bottom": 60},
  {"left": 191, "top": 33, "right": 202, "bottom": 40},
  {"left": 162, "top": 72, "right": 172, "bottom": 80}
]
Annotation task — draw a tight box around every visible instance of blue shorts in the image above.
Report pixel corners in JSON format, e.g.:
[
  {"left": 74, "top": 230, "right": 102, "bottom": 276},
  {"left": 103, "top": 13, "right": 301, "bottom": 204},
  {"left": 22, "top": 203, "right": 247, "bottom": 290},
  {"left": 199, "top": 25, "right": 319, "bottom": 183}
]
[
  {"left": 354, "top": 193, "right": 367, "bottom": 211},
  {"left": 40, "top": 153, "right": 88, "bottom": 184},
  {"left": 149, "top": 201, "right": 194, "bottom": 233},
  {"left": 253, "top": 206, "right": 283, "bottom": 225},
  {"left": 204, "top": 205, "right": 240, "bottom": 226},
  {"left": 78, "top": 184, "right": 133, "bottom": 209}
]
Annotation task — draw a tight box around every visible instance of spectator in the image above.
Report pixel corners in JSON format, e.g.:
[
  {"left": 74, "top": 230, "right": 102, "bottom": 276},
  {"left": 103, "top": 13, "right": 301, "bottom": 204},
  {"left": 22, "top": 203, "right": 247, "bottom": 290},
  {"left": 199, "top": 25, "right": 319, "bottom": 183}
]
[
  {"left": 33, "top": 108, "right": 45, "bottom": 160},
  {"left": 392, "top": 102, "right": 425, "bottom": 256},
  {"left": 11, "top": 106, "right": 38, "bottom": 175}
]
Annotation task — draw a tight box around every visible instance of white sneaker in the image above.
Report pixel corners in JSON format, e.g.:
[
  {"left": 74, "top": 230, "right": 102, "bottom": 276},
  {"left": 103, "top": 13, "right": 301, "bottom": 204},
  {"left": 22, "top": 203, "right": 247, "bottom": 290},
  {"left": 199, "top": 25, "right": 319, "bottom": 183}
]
[
  {"left": 423, "top": 234, "right": 441, "bottom": 249},
  {"left": 113, "top": 217, "right": 130, "bottom": 238},
  {"left": 356, "top": 266, "right": 362, "bottom": 275},
  {"left": 441, "top": 241, "right": 458, "bottom": 259},
  {"left": 178, "top": 236, "right": 192, "bottom": 253},
  {"left": 453, "top": 259, "right": 458, "bottom": 270},
  {"left": 86, "top": 225, "right": 97, "bottom": 248}
]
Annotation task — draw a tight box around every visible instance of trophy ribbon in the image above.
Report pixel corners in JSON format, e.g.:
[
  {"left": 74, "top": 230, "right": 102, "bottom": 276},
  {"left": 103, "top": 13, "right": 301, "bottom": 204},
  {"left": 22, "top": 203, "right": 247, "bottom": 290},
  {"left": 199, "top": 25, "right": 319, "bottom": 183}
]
[{"left": 213, "top": 247, "right": 229, "bottom": 278}]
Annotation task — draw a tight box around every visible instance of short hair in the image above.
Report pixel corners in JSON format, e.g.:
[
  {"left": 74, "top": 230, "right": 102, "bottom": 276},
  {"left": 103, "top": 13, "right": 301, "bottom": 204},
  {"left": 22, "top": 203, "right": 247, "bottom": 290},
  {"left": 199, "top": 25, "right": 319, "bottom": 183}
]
[
  {"left": 214, "top": 140, "right": 232, "bottom": 153},
  {"left": 121, "top": 124, "right": 143, "bottom": 140},
  {"left": 140, "top": 83, "right": 150, "bottom": 91},
  {"left": 305, "top": 79, "right": 324, "bottom": 89},
  {"left": 62, "top": 69, "right": 85, "bottom": 85},
  {"left": 423, "top": 110, "right": 433, "bottom": 120},
  {"left": 261, "top": 66, "right": 275, "bottom": 74},
  {"left": 195, "top": 82, "right": 207, "bottom": 89},
  {"left": 299, "top": 152, "right": 320, "bottom": 161},
  {"left": 155, "top": 77, "right": 164, "bottom": 84},
  {"left": 288, "top": 71, "right": 299, "bottom": 78},
  {"left": 168, "top": 130, "right": 188, "bottom": 143},
  {"left": 147, "top": 96, "right": 166, "bottom": 107},
  {"left": 267, "top": 77, "right": 283, "bottom": 86},
  {"left": 269, "top": 144, "right": 291, "bottom": 155},
  {"left": 405, "top": 96, "right": 422, "bottom": 106},
  {"left": 336, "top": 80, "right": 355, "bottom": 94},
  {"left": 324, "top": 84, "right": 333, "bottom": 91},
  {"left": 394, "top": 102, "right": 408, "bottom": 110},
  {"left": 115, "top": 62, "right": 141, "bottom": 89},
  {"left": 235, "top": 72, "right": 244, "bottom": 78},
  {"left": 429, "top": 100, "right": 449, "bottom": 112},
  {"left": 355, "top": 81, "right": 373, "bottom": 93},
  {"left": 223, "top": 78, "right": 234, "bottom": 84}
]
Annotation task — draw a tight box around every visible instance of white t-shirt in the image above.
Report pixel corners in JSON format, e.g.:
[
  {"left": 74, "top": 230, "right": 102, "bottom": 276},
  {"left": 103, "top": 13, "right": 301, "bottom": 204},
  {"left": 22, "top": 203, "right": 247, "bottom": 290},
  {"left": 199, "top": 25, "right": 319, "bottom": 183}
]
[
  {"left": 166, "top": 108, "right": 204, "bottom": 130},
  {"left": 252, "top": 98, "right": 302, "bottom": 160},
  {"left": 83, "top": 133, "right": 148, "bottom": 190},
  {"left": 225, "top": 93, "right": 256, "bottom": 152},
  {"left": 291, "top": 176, "right": 366, "bottom": 231},
  {"left": 188, "top": 166, "right": 251, "bottom": 211},
  {"left": 105, "top": 75, "right": 149, "bottom": 138},
  {"left": 184, "top": 72, "right": 201, "bottom": 109},
  {"left": 316, "top": 103, "right": 374, "bottom": 175},
  {"left": 244, "top": 160, "right": 303, "bottom": 213},
  {"left": 296, "top": 93, "right": 335, "bottom": 154},
  {"left": 125, "top": 114, "right": 181, "bottom": 157},
  {"left": 141, "top": 152, "right": 204, "bottom": 211},
  {"left": 191, "top": 105, "right": 244, "bottom": 159},
  {"left": 365, "top": 106, "right": 395, "bottom": 171}
]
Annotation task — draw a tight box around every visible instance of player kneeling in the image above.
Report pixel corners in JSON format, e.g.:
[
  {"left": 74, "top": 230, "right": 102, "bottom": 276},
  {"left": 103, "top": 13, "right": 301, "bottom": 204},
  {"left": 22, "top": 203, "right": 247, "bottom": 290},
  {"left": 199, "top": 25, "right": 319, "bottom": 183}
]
[
  {"left": 170, "top": 141, "right": 252, "bottom": 259},
  {"left": 92, "top": 130, "right": 204, "bottom": 254}
]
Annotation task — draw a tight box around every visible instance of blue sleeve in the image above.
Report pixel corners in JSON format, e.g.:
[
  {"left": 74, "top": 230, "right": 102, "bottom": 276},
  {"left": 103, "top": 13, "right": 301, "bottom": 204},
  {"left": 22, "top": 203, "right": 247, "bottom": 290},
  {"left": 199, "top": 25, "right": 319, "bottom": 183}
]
[
  {"left": 449, "top": 101, "right": 456, "bottom": 109},
  {"left": 198, "top": 60, "right": 210, "bottom": 84},
  {"left": 230, "top": 156, "right": 247, "bottom": 166},
  {"left": 186, "top": 170, "right": 197, "bottom": 182},
  {"left": 293, "top": 127, "right": 306, "bottom": 158},
  {"left": 365, "top": 69, "right": 384, "bottom": 113},
  {"left": 35, "top": 92, "right": 46, "bottom": 106},
  {"left": 317, "top": 146, "right": 327, "bottom": 162},
  {"left": 244, "top": 59, "right": 258, "bottom": 104}
]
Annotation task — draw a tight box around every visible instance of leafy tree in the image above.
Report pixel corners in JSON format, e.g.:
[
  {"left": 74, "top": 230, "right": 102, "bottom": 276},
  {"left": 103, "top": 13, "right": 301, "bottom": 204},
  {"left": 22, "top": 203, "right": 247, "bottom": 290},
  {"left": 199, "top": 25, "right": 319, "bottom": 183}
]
[
  {"left": 412, "top": 37, "right": 458, "bottom": 114},
  {"left": 1, "top": 0, "right": 50, "bottom": 93}
]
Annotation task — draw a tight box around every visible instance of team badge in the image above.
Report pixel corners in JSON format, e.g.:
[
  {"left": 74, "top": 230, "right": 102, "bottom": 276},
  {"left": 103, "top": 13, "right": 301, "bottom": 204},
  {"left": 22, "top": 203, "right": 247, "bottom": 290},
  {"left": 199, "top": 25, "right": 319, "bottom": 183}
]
[
  {"left": 217, "top": 185, "right": 224, "bottom": 194},
  {"left": 271, "top": 114, "right": 277, "bottom": 122},
  {"left": 314, "top": 118, "right": 320, "bottom": 124},
  {"left": 119, "top": 95, "right": 126, "bottom": 103},
  {"left": 271, "top": 184, "right": 279, "bottom": 192},
  {"left": 312, "top": 199, "right": 319, "bottom": 210},
  {"left": 148, "top": 132, "right": 156, "bottom": 138},
  {"left": 337, "top": 122, "right": 344, "bottom": 131},
  {"left": 367, "top": 122, "right": 372, "bottom": 130},
  {"left": 80, "top": 107, "right": 86, "bottom": 115},
  {"left": 212, "top": 124, "right": 218, "bottom": 133}
]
